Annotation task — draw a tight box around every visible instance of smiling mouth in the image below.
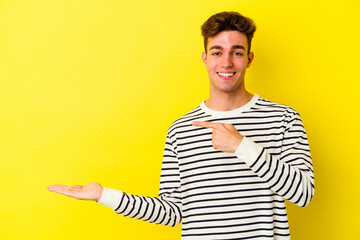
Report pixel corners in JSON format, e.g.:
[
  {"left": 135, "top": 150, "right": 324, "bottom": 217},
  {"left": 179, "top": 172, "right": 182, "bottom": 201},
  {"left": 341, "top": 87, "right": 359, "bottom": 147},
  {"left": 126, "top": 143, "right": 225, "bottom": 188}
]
[{"left": 217, "top": 72, "right": 236, "bottom": 77}]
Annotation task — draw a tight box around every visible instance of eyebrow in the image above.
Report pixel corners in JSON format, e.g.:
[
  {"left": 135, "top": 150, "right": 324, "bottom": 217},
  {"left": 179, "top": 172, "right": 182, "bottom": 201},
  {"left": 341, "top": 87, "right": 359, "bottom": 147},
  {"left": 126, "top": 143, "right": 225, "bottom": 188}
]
[{"left": 209, "top": 45, "right": 246, "bottom": 51}]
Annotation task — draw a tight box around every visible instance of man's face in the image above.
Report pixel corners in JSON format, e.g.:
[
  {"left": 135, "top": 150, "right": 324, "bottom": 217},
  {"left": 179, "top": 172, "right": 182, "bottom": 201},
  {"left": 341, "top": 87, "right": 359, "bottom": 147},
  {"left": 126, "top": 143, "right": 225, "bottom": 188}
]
[{"left": 202, "top": 30, "right": 254, "bottom": 95}]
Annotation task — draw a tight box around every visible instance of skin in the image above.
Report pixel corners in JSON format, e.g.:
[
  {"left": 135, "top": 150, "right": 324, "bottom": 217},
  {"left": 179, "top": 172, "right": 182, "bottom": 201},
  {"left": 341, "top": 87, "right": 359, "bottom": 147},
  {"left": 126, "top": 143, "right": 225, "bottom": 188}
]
[
  {"left": 193, "top": 30, "right": 255, "bottom": 153},
  {"left": 192, "top": 120, "right": 244, "bottom": 153},
  {"left": 201, "top": 30, "right": 254, "bottom": 111},
  {"left": 48, "top": 182, "right": 103, "bottom": 201},
  {"left": 48, "top": 30, "right": 254, "bottom": 201}
]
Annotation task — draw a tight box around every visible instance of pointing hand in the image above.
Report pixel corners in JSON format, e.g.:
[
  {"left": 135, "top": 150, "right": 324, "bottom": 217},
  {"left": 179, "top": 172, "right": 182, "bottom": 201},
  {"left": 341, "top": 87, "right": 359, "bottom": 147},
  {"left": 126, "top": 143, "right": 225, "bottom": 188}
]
[{"left": 192, "top": 121, "right": 243, "bottom": 153}]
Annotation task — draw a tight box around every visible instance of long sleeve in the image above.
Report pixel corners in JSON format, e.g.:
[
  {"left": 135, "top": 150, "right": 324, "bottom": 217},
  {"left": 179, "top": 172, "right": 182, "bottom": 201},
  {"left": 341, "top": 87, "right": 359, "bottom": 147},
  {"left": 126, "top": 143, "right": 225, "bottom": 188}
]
[
  {"left": 98, "top": 135, "right": 182, "bottom": 226},
  {"left": 234, "top": 110, "right": 315, "bottom": 207}
]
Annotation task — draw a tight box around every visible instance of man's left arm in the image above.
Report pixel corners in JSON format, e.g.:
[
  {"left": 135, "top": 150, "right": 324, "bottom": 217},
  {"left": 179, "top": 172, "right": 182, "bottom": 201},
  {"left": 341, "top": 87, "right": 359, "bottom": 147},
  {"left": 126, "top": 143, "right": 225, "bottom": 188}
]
[{"left": 193, "top": 113, "right": 315, "bottom": 207}]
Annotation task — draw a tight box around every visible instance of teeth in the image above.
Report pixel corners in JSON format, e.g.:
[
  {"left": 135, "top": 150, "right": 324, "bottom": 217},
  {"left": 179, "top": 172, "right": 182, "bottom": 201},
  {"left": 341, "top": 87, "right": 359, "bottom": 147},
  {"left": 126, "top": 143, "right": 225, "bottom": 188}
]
[{"left": 218, "top": 72, "right": 235, "bottom": 77}]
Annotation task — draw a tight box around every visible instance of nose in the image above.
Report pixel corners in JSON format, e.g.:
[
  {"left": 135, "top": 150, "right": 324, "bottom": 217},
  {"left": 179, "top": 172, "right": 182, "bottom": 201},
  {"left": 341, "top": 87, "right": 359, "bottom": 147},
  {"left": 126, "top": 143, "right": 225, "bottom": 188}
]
[{"left": 221, "top": 53, "right": 233, "bottom": 68}]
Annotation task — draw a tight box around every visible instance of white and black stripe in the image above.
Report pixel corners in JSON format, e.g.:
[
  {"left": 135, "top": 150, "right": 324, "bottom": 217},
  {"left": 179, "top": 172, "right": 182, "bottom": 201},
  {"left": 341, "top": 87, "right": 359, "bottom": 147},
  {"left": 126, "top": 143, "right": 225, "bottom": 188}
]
[{"left": 99, "top": 94, "right": 314, "bottom": 240}]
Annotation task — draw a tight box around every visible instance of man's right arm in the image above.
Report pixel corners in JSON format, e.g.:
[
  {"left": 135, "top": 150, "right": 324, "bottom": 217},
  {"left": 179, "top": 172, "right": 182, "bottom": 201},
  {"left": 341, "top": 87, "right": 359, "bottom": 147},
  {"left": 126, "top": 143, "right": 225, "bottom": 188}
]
[
  {"left": 98, "top": 186, "right": 181, "bottom": 227},
  {"left": 48, "top": 135, "right": 182, "bottom": 227}
]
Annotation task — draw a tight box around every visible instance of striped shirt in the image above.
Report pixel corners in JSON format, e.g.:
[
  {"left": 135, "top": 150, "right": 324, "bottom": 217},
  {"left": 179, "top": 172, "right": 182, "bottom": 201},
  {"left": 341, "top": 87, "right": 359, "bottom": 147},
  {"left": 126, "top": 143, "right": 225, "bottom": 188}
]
[{"left": 98, "top": 94, "right": 315, "bottom": 239}]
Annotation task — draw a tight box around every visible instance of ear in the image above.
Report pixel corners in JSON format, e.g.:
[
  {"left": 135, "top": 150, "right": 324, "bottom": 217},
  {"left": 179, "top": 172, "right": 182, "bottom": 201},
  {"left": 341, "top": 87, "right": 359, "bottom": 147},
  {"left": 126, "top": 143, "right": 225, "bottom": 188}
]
[
  {"left": 247, "top": 52, "right": 254, "bottom": 68},
  {"left": 201, "top": 52, "right": 207, "bottom": 67}
]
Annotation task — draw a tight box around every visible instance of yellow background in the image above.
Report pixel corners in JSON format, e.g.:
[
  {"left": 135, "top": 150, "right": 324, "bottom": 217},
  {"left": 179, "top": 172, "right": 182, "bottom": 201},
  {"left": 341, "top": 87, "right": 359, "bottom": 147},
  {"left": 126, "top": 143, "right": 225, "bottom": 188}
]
[{"left": 1, "top": 0, "right": 359, "bottom": 239}]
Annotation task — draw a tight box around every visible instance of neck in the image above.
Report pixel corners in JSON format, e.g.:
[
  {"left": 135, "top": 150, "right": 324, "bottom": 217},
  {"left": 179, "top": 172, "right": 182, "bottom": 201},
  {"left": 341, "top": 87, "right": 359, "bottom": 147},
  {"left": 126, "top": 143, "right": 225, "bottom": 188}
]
[{"left": 205, "top": 88, "right": 253, "bottom": 111}]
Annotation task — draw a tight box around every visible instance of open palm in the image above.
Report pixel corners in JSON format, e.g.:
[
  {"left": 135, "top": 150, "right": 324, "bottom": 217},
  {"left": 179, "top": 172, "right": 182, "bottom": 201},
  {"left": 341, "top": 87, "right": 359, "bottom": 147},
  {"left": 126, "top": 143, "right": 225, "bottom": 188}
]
[{"left": 48, "top": 182, "right": 103, "bottom": 202}]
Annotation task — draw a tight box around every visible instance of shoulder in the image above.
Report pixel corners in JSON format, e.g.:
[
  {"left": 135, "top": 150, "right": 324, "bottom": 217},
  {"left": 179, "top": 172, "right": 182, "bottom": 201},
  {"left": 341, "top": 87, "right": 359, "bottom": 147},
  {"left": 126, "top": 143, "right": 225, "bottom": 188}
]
[
  {"left": 166, "top": 104, "right": 206, "bottom": 137},
  {"left": 250, "top": 96, "right": 306, "bottom": 133},
  {"left": 252, "top": 96, "right": 300, "bottom": 118}
]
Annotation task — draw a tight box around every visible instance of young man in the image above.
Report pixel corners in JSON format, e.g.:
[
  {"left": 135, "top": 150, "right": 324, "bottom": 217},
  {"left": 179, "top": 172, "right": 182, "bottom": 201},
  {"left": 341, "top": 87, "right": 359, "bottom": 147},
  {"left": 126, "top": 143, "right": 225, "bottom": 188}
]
[{"left": 48, "top": 12, "right": 314, "bottom": 239}]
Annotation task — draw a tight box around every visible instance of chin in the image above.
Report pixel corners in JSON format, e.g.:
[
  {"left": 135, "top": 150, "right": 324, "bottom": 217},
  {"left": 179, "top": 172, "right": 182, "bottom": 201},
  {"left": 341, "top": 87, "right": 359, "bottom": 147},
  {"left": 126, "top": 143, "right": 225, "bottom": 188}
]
[
  {"left": 219, "top": 83, "right": 242, "bottom": 92},
  {"left": 216, "top": 86, "right": 238, "bottom": 93}
]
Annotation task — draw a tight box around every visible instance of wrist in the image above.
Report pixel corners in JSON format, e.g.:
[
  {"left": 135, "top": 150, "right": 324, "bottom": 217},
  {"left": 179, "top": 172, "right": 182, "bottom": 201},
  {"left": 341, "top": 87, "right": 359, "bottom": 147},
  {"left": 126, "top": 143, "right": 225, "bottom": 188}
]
[
  {"left": 231, "top": 136, "right": 243, "bottom": 153},
  {"left": 96, "top": 186, "right": 104, "bottom": 202}
]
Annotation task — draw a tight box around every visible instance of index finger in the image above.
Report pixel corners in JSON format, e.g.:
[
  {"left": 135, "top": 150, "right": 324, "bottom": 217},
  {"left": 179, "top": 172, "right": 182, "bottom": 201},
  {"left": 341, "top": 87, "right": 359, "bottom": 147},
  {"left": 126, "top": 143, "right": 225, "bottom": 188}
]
[{"left": 192, "top": 121, "right": 221, "bottom": 129}]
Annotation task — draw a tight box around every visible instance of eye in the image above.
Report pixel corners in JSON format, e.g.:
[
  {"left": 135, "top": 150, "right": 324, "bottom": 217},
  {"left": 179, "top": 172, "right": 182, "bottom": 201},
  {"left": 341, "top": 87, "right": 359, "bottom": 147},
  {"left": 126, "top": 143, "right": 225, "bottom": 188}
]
[
  {"left": 234, "top": 52, "right": 244, "bottom": 56},
  {"left": 211, "top": 52, "right": 221, "bottom": 56}
]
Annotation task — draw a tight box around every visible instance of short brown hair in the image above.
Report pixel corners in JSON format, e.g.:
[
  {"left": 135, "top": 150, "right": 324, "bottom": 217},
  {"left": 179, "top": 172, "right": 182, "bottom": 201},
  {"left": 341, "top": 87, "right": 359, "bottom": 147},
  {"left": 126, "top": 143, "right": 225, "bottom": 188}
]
[{"left": 201, "top": 12, "right": 256, "bottom": 55}]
